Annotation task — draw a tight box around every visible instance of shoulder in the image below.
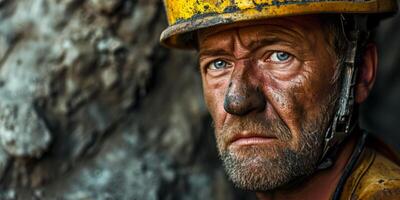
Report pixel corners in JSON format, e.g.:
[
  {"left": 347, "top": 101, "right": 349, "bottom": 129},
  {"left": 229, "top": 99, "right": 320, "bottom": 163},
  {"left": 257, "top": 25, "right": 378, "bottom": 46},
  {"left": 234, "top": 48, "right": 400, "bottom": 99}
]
[{"left": 344, "top": 147, "right": 400, "bottom": 200}]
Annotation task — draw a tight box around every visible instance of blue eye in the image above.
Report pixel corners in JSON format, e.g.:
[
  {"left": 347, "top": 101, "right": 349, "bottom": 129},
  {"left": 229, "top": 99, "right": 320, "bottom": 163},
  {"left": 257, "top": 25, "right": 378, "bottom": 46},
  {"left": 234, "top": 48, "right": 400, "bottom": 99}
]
[
  {"left": 270, "top": 52, "right": 291, "bottom": 62},
  {"left": 209, "top": 60, "right": 229, "bottom": 70}
]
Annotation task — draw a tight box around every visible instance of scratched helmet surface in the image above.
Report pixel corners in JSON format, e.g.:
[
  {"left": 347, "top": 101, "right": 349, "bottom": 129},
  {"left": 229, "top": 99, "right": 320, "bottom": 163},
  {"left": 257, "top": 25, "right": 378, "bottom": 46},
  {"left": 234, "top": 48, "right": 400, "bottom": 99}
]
[{"left": 160, "top": 0, "right": 398, "bottom": 49}]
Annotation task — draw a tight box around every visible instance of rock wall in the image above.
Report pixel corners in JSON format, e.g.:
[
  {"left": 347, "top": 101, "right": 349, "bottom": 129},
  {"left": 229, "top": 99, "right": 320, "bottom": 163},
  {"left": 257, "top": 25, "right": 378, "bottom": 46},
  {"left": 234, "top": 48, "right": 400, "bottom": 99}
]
[
  {"left": 0, "top": 0, "right": 398, "bottom": 199},
  {"left": 0, "top": 0, "right": 254, "bottom": 199}
]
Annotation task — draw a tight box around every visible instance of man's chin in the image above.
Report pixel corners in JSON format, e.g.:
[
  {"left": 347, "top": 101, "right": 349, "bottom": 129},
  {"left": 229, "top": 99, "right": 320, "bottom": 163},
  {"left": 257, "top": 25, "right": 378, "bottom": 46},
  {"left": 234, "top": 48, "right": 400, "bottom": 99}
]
[
  {"left": 222, "top": 154, "right": 292, "bottom": 191},
  {"left": 226, "top": 144, "right": 284, "bottom": 160},
  {"left": 221, "top": 148, "right": 319, "bottom": 191}
]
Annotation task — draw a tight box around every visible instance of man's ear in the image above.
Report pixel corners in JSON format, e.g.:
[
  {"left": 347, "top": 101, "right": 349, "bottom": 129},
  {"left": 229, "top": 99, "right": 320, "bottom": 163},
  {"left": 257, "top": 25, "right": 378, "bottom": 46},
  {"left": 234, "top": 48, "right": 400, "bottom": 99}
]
[{"left": 355, "top": 43, "right": 378, "bottom": 103}]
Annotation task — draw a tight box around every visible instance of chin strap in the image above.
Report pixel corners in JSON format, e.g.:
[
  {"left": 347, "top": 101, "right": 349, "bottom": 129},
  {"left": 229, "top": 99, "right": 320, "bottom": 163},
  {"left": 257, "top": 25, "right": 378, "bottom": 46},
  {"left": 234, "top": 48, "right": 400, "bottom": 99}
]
[
  {"left": 331, "top": 131, "right": 368, "bottom": 200},
  {"left": 318, "top": 14, "right": 370, "bottom": 170}
]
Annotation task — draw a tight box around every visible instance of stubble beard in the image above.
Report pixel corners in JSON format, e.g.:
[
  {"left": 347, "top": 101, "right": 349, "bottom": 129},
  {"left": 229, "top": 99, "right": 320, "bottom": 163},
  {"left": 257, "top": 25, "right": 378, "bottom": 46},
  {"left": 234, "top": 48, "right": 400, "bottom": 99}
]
[{"left": 215, "top": 94, "right": 338, "bottom": 191}]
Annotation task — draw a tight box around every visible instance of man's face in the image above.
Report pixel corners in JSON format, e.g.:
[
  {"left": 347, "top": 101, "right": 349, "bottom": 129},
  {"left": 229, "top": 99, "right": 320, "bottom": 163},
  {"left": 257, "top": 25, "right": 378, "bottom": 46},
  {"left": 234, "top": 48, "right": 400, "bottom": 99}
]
[{"left": 198, "top": 16, "right": 340, "bottom": 191}]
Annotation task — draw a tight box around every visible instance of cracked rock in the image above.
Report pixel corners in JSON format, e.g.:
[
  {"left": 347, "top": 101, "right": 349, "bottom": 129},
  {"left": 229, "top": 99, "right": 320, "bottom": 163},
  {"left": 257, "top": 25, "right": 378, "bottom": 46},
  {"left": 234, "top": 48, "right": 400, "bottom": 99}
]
[
  {"left": 0, "top": 99, "right": 51, "bottom": 158},
  {"left": 88, "top": 0, "right": 123, "bottom": 15}
]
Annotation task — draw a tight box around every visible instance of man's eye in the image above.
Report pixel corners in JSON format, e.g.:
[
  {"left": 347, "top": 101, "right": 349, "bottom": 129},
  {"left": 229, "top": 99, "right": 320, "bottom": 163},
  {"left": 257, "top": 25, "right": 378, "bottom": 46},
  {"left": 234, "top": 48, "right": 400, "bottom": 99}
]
[
  {"left": 269, "top": 52, "right": 291, "bottom": 62},
  {"left": 208, "top": 60, "right": 229, "bottom": 70}
]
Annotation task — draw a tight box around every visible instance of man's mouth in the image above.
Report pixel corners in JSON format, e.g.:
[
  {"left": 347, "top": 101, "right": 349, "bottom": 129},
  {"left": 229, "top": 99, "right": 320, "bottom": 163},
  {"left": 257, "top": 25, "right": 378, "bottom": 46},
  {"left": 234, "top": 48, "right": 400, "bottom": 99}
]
[{"left": 229, "top": 133, "right": 277, "bottom": 148}]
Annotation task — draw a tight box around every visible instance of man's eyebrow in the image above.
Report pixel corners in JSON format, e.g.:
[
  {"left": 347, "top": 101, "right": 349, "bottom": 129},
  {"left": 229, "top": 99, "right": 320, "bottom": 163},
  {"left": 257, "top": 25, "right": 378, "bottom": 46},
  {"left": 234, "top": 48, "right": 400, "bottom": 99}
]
[
  {"left": 199, "top": 49, "right": 231, "bottom": 58},
  {"left": 246, "top": 37, "right": 283, "bottom": 50},
  {"left": 199, "top": 38, "right": 287, "bottom": 58}
]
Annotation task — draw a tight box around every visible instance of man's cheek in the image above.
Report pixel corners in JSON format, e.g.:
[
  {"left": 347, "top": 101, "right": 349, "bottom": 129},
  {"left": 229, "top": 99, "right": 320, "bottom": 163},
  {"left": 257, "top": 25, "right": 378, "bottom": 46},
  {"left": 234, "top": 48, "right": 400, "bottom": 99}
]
[
  {"left": 204, "top": 90, "right": 225, "bottom": 126},
  {"left": 267, "top": 87, "right": 306, "bottom": 143},
  {"left": 204, "top": 91, "right": 229, "bottom": 151}
]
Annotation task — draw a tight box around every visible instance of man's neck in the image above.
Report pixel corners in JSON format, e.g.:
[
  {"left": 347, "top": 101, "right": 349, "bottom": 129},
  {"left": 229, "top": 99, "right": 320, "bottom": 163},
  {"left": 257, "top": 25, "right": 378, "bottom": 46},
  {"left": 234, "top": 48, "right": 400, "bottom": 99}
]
[{"left": 256, "top": 136, "right": 358, "bottom": 200}]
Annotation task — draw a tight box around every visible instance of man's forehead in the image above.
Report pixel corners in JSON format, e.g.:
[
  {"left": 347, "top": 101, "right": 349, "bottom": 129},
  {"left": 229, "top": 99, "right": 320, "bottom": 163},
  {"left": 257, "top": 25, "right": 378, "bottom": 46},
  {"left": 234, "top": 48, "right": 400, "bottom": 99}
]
[{"left": 197, "top": 15, "right": 323, "bottom": 48}]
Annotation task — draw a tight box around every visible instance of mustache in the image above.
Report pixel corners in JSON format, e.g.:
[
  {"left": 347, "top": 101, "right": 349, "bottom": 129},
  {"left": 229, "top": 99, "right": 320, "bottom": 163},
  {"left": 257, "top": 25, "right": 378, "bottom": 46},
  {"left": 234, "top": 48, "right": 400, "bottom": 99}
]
[{"left": 217, "top": 115, "right": 293, "bottom": 145}]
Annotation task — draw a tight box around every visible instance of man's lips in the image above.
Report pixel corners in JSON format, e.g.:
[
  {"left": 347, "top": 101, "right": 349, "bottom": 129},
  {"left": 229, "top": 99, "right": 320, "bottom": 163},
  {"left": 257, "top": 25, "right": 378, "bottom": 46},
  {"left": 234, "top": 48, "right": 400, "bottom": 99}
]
[{"left": 229, "top": 134, "right": 277, "bottom": 147}]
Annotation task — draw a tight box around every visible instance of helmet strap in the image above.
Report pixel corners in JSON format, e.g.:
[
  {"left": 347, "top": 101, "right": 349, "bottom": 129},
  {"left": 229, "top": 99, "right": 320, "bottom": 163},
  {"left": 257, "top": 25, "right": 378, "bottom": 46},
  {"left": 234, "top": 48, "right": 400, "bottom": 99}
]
[{"left": 317, "top": 14, "right": 370, "bottom": 170}]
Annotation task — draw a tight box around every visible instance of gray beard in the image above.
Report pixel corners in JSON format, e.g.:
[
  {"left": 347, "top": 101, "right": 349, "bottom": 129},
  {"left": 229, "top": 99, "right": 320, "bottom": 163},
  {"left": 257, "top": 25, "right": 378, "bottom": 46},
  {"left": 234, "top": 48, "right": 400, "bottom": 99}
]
[
  {"left": 220, "top": 127, "right": 325, "bottom": 191},
  {"left": 216, "top": 95, "right": 336, "bottom": 191}
]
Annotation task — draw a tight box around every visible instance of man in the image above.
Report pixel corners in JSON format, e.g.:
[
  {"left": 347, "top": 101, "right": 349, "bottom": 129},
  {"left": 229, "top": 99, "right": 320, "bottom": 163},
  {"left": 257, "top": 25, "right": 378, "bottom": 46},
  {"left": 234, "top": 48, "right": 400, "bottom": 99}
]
[{"left": 160, "top": 0, "right": 400, "bottom": 199}]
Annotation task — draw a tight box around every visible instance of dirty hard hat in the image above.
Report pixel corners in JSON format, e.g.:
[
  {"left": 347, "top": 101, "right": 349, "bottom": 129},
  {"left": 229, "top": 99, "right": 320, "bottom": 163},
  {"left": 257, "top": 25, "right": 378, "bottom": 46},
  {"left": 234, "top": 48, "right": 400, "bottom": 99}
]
[{"left": 160, "top": 0, "right": 398, "bottom": 49}]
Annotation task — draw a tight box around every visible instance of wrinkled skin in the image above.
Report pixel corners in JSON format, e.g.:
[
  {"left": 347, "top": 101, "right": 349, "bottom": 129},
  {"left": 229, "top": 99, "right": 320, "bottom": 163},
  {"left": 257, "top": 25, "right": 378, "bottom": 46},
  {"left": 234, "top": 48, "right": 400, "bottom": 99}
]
[
  {"left": 197, "top": 13, "right": 378, "bottom": 198},
  {"left": 197, "top": 16, "right": 342, "bottom": 191}
]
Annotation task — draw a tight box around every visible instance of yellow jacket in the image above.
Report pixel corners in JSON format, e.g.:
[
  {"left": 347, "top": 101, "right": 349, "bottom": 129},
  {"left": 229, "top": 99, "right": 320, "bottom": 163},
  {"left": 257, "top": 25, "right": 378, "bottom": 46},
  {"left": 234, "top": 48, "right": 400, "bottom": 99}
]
[{"left": 340, "top": 140, "right": 400, "bottom": 200}]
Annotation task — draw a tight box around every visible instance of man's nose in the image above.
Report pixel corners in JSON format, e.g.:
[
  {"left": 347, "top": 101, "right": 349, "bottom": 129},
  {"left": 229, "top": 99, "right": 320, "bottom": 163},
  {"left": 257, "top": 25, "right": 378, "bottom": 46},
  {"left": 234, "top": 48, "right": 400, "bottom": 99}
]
[{"left": 223, "top": 64, "right": 266, "bottom": 116}]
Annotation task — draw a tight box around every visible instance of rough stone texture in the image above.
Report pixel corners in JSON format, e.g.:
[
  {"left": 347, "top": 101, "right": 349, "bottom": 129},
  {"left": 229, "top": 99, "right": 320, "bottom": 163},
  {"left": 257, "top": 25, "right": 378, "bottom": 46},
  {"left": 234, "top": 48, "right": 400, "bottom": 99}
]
[
  {"left": 0, "top": 0, "right": 254, "bottom": 199},
  {"left": 0, "top": 0, "right": 398, "bottom": 199},
  {"left": 0, "top": 99, "right": 52, "bottom": 158}
]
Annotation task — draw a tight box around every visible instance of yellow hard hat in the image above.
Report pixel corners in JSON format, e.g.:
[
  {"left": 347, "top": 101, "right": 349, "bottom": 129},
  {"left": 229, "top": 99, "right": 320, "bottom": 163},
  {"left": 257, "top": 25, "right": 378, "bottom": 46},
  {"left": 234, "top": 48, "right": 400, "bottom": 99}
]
[{"left": 160, "top": 0, "right": 398, "bottom": 49}]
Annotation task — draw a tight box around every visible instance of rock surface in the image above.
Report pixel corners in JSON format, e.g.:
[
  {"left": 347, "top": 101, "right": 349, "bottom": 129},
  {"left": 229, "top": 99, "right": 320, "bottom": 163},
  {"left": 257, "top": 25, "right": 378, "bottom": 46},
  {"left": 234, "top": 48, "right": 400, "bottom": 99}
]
[{"left": 0, "top": 0, "right": 254, "bottom": 199}]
